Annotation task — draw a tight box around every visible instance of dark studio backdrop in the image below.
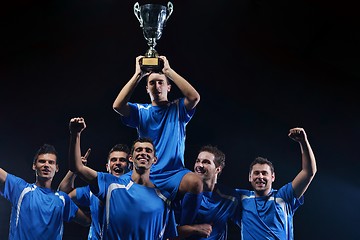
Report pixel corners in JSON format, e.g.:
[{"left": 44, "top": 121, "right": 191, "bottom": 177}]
[{"left": 1, "top": 0, "right": 359, "bottom": 239}]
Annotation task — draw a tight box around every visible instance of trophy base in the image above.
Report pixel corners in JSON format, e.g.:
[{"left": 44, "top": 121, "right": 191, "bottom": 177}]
[{"left": 140, "top": 57, "right": 164, "bottom": 72}]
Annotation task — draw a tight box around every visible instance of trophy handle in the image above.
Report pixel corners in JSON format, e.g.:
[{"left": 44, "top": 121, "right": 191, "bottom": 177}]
[
  {"left": 166, "top": 2, "right": 174, "bottom": 22},
  {"left": 133, "top": 2, "right": 143, "bottom": 27}
]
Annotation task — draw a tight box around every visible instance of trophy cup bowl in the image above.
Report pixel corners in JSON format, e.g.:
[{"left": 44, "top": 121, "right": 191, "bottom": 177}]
[{"left": 134, "top": 2, "right": 173, "bottom": 72}]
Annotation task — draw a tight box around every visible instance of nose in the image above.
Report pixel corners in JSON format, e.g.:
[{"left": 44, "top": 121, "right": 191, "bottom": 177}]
[
  {"left": 195, "top": 161, "right": 203, "bottom": 168},
  {"left": 139, "top": 151, "right": 147, "bottom": 156},
  {"left": 156, "top": 82, "right": 162, "bottom": 89}
]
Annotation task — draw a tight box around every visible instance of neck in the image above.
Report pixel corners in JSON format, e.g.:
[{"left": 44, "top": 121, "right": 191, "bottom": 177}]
[
  {"left": 255, "top": 189, "right": 272, "bottom": 197},
  {"left": 203, "top": 178, "right": 217, "bottom": 192},
  {"left": 152, "top": 99, "right": 169, "bottom": 106},
  {"left": 131, "top": 169, "right": 155, "bottom": 188},
  {"left": 36, "top": 178, "right": 52, "bottom": 189}
]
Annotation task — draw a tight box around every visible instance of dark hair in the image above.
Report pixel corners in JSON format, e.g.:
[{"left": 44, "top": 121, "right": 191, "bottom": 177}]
[
  {"left": 199, "top": 145, "right": 226, "bottom": 169},
  {"left": 108, "top": 144, "right": 130, "bottom": 159},
  {"left": 130, "top": 137, "right": 156, "bottom": 156},
  {"left": 249, "top": 156, "right": 274, "bottom": 174},
  {"left": 108, "top": 143, "right": 131, "bottom": 171},
  {"left": 198, "top": 145, "right": 225, "bottom": 178},
  {"left": 144, "top": 72, "right": 171, "bottom": 85},
  {"left": 33, "top": 144, "right": 58, "bottom": 164}
]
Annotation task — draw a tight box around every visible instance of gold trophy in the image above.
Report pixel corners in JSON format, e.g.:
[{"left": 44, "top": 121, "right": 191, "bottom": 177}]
[{"left": 134, "top": 2, "right": 173, "bottom": 72}]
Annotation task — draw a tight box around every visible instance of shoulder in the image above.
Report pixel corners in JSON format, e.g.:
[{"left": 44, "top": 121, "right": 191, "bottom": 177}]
[
  {"left": 277, "top": 182, "right": 292, "bottom": 194},
  {"left": 55, "top": 190, "right": 72, "bottom": 202},
  {"left": 99, "top": 172, "right": 123, "bottom": 183},
  {"left": 118, "top": 172, "right": 132, "bottom": 181},
  {"left": 5, "top": 173, "right": 28, "bottom": 187},
  {"left": 214, "top": 185, "right": 240, "bottom": 205},
  {"left": 234, "top": 188, "right": 253, "bottom": 199}
]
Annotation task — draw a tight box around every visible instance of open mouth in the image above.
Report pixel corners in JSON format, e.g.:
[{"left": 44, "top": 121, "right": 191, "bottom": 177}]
[
  {"left": 255, "top": 181, "right": 266, "bottom": 187},
  {"left": 195, "top": 167, "right": 205, "bottom": 174},
  {"left": 113, "top": 167, "right": 123, "bottom": 174}
]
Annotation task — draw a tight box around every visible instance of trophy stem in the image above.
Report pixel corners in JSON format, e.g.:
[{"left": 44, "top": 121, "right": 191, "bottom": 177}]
[
  {"left": 145, "top": 38, "right": 158, "bottom": 57},
  {"left": 147, "top": 38, "right": 157, "bottom": 49},
  {"left": 145, "top": 46, "right": 158, "bottom": 58}
]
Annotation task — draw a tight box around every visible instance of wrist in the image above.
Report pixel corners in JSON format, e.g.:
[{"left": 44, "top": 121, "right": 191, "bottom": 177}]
[{"left": 134, "top": 71, "right": 141, "bottom": 78}]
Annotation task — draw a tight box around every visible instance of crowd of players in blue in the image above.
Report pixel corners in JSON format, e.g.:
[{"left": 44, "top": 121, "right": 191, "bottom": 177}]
[{"left": 0, "top": 55, "right": 317, "bottom": 239}]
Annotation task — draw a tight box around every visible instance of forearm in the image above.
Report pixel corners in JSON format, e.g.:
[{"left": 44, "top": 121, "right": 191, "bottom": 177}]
[
  {"left": 292, "top": 139, "right": 317, "bottom": 197},
  {"left": 69, "top": 134, "right": 82, "bottom": 173},
  {"left": 169, "top": 225, "right": 197, "bottom": 240},
  {"left": 300, "top": 139, "right": 317, "bottom": 177},
  {"left": 112, "top": 73, "right": 141, "bottom": 115},
  {"left": 170, "top": 224, "right": 211, "bottom": 239},
  {"left": 165, "top": 69, "right": 200, "bottom": 107},
  {"left": 69, "top": 133, "right": 97, "bottom": 184},
  {"left": 57, "top": 170, "right": 77, "bottom": 193}
]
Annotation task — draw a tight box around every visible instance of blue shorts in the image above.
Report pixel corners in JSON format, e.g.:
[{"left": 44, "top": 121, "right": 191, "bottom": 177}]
[{"left": 150, "top": 168, "right": 191, "bottom": 200}]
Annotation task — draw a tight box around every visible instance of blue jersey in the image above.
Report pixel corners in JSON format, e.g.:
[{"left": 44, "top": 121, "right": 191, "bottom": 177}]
[
  {"left": 121, "top": 98, "right": 195, "bottom": 173},
  {"left": 92, "top": 172, "right": 177, "bottom": 239},
  {"left": 0, "top": 173, "right": 79, "bottom": 240},
  {"left": 235, "top": 182, "right": 304, "bottom": 240},
  {"left": 121, "top": 168, "right": 190, "bottom": 201},
  {"left": 76, "top": 185, "right": 103, "bottom": 239},
  {"left": 175, "top": 184, "right": 240, "bottom": 240}
]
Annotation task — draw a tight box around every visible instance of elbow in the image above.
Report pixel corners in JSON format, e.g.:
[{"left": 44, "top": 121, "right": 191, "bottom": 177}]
[
  {"left": 112, "top": 103, "right": 120, "bottom": 113},
  {"left": 307, "top": 167, "right": 317, "bottom": 181},
  {"left": 194, "top": 94, "right": 200, "bottom": 105},
  {"left": 70, "top": 169, "right": 79, "bottom": 175},
  {"left": 78, "top": 218, "right": 91, "bottom": 228},
  {"left": 112, "top": 99, "right": 123, "bottom": 113},
  {"left": 310, "top": 159, "right": 317, "bottom": 177},
  {"left": 311, "top": 166, "right": 317, "bottom": 177},
  {"left": 85, "top": 217, "right": 92, "bottom": 227},
  {"left": 112, "top": 103, "right": 127, "bottom": 116},
  {"left": 190, "top": 93, "right": 201, "bottom": 106}
]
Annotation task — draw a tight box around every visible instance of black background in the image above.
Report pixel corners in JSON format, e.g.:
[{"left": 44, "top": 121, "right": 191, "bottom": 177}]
[{"left": 1, "top": 0, "right": 359, "bottom": 239}]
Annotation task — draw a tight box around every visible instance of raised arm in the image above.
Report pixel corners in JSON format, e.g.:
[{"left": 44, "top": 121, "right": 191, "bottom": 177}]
[
  {"left": 159, "top": 55, "right": 200, "bottom": 111},
  {"left": 68, "top": 117, "right": 97, "bottom": 185},
  {"left": 57, "top": 171, "right": 77, "bottom": 194},
  {"left": 58, "top": 148, "right": 91, "bottom": 193},
  {"left": 289, "top": 127, "right": 317, "bottom": 198},
  {"left": 112, "top": 55, "right": 149, "bottom": 117}
]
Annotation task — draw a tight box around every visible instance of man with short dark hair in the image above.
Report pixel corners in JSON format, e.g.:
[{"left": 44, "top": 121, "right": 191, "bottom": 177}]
[
  {"left": 0, "top": 143, "right": 91, "bottom": 239},
  {"left": 236, "top": 127, "right": 317, "bottom": 240},
  {"left": 68, "top": 117, "right": 177, "bottom": 239},
  {"left": 58, "top": 143, "right": 130, "bottom": 239}
]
